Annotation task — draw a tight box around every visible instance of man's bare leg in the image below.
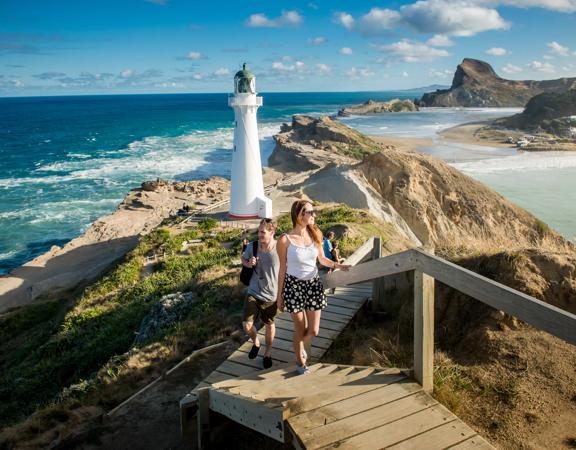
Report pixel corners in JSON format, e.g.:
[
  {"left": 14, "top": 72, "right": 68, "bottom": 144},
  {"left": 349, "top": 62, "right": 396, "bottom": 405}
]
[
  {"left": 264, "top": 322, "right": 275, "bottom": 357},
  {"left": 243, "top": 321, "right": 260, "bottom": 347}
]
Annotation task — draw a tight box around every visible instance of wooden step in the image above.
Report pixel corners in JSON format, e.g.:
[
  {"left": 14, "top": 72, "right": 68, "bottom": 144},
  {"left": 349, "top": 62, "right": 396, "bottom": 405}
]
[{"left": 207, "top": 387, "right": 288, "bottom": 442}]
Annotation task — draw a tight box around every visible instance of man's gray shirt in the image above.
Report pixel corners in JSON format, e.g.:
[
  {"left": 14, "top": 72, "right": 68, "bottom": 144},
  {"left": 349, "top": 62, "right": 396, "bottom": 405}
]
[{"left": 242, "top": 241, "right": 280, "bottom": 303}]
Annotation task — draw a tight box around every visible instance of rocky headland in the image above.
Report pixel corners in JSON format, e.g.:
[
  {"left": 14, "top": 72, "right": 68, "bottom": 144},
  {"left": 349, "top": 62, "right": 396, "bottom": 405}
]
[
  {"left": 493, "top": 89, "right": 576, "bottom": 150},
  {"left": 419, "top": 58, "right": 576, "bottom": 107},
  {"left": 338, "top": 98, "right": 418, "bottom": 116},
  {"left": 0, "top": 177, "right": 229, "bottom": 313},
  {"left": 271, "top": 114, "right": 571, "bottom": 252},
  {"left": 442, "top": 89, "right": 576, "bottom": 151}
]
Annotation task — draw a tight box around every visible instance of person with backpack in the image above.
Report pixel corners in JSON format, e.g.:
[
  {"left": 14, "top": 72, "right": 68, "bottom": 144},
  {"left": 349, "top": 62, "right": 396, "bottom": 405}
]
[{"left": 240, "top": 218, "right": 280, "bottom": 369}]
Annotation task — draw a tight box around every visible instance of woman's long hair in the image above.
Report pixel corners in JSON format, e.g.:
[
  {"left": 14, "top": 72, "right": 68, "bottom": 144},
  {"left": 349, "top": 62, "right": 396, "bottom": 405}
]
[{"left": 290, "top": 200, "right": 322, "bottom": 244}]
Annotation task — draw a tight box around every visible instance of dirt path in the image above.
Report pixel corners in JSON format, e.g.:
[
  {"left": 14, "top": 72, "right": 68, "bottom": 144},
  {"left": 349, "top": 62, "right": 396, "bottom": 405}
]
[{"left": 79, "top": 341, "right": 239, "bottom": 450}]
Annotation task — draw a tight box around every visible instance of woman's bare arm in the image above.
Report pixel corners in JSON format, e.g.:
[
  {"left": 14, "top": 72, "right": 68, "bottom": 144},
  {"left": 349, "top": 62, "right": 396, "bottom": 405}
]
[
  {"left": 276, "top": 235, "right": 288, "bottom": 310},
  {"left": 316, "top": 241, "right": 350, "bottom": 271}
]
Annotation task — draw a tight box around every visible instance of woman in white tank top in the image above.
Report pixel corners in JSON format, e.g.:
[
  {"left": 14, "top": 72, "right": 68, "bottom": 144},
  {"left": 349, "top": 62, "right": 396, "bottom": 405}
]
[{"left": 276, "top": 200, "right": 350, "bottom": 375}]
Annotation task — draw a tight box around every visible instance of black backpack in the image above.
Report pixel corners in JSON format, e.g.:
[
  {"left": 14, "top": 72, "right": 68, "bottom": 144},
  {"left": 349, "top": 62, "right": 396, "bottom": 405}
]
[{"left": 240, "top": 240, "right": 258, "bottom": 286}]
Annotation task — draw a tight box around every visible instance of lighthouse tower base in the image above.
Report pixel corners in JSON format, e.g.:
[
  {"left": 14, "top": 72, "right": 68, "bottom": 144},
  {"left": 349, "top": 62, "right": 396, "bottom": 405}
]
[{"left": 228, "top": 196, "right": 272, "bottom": 220}]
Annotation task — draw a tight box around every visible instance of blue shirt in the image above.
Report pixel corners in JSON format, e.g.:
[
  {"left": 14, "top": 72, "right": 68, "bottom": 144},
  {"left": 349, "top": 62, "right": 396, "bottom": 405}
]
[{"left": 323, "top": 238, "right": 334, "bottom": 260}]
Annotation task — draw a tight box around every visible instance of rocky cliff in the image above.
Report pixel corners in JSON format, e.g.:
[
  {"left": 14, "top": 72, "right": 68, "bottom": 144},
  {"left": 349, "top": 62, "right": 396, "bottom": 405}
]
[
  {"left": 269, "top": 115, "right": 384, "bottom": 171},
  {"left": 497, "top": 89, "right": 576, "bottom": 134},
  {"left": 270, "top": 114, "right": 571, "bottom": 252},
  {"left": 419, "top": 58, "right": 576, "bottom": 107},
  {"left": 338, "top": 99, "right": 418, "bottom": 116}
]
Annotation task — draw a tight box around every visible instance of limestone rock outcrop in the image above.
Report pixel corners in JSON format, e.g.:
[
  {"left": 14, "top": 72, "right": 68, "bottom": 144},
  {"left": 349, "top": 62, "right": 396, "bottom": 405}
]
[
  {"left": 338, "top": 99, "right": 418, "bottom": 116},
  {"left": 269, "top": 115, "right": 383, "bottom": 171},
  {"left": 419, "top": 58, "right": 576, "bottom": 107},
  {"left": 271, "top": 114, "right": 572, "bottom": 254},
  {"left": 497, "top": 89, "right": 576, "bottom": 135}
]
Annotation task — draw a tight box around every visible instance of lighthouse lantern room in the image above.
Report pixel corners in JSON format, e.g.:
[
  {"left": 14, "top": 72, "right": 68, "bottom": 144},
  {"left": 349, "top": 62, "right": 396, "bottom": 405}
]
[{"left": 228, "top": 64, "right": 271, "bottom": 219}]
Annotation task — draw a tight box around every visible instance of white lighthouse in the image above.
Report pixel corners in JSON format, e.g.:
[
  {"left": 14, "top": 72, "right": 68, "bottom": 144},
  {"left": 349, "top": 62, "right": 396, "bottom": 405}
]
[{"left": 228, "top": 63, "right": 271, "bottom": 219}]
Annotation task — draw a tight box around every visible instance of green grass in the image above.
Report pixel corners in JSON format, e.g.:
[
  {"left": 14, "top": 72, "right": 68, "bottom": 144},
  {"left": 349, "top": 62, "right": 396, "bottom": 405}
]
[
  {"left": 0, "top": 230, "right": 230, "bottom": 428},
  {"left": 535, "top": 219, "right": 549, "bottom": 238},
  {"left": 0, "top": 202, "right": 377, "bottom": 438},
  {"left": 198, "top": 217, "right": 218, "bottom": 231}
]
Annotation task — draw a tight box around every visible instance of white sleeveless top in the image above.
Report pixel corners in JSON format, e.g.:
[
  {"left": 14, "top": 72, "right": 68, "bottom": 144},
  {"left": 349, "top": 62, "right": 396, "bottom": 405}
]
[{"left": 285, "top": 234, "right": 318, "bottom": 280}]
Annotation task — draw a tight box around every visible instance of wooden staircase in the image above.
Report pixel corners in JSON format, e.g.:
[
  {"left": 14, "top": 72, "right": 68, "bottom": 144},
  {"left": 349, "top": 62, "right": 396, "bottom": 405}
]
[
  {"left": 198, "top": 363, "right": 494, "bottom": 449},
  {"left": 180, "top": 241, "right": 576, "bottom": 448}
]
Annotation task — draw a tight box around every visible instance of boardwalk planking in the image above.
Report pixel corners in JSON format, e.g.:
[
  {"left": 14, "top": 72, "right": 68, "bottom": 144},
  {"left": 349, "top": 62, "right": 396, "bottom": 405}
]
[
  {"left": 181, "top": 274, "right": 495, "bottom": 450},
  {"left": 185, "top": 283, "right": 372, "bottom": 396}
]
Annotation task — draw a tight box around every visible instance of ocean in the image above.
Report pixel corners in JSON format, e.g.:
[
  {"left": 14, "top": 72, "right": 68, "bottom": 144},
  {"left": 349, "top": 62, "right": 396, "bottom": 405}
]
[{"left": 1, "top": 93, "right": 574, "bottom": 274}]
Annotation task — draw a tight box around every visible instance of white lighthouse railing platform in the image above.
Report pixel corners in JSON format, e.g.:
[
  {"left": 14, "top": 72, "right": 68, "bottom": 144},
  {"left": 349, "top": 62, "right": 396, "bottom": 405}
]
[{"left": 228, "top": 96, "right": 263, "bottom": 107}]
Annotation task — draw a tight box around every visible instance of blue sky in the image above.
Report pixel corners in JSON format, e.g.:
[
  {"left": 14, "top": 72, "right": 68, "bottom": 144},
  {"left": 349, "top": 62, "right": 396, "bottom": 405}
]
[{"left": 1, "top": 0, "right": 576, "bottom": 96}]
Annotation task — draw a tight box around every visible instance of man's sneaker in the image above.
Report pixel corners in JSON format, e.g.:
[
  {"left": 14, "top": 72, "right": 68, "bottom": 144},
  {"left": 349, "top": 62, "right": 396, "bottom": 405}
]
[
  {"left": 248, "top": 344, "right": 261, "bottom": 359},
  {"left": 263, "top": 356, "right": 273, "bottom": 369},
  {"left": 296, "top": 364, "right": 310, "bottom": 375}
]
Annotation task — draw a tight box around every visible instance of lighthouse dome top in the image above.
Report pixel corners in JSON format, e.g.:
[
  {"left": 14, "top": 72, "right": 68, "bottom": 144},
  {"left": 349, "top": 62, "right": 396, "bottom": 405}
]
[{"left": 234, "top": 63, "right": 256, "bottom": 94}]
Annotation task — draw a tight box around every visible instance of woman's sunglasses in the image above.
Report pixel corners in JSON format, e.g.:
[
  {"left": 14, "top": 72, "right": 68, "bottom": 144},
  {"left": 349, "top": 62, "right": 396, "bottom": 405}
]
[{"left": 302, "top": 210, "right": 316, "bottom": 216}]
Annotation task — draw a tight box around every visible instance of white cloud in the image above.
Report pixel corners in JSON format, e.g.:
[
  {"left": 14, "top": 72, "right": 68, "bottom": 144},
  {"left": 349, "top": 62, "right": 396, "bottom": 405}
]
[
  {"left": 246, "top": 10, "right": 303, "bottom": 28},
  {"left": 308, "top": 3, "right": 319, "bottom": 10},
  {"left": 185, "top": 51, "right": 203, "bottom": 60},
  {"left": 121, "top": 69, "right": 134, "bottom": 78},
  {"left": 375, "top": 39, "right": 450, "bottom": 63},
  {"left": 402, "top": 71, "right": 409, "bottom": 77},
  {"left": 345, "top": 67, "right": 376, "bottom": 79},
  {"left": 426, "top": 34, "right": 454, "bottom": 47},
  {"left": 246, "top": 14, "right": 276, "bottom": 27},
  {"left": 334, "top": 1, "right": 509, "bottom": 37},
  {"left": 547, "top": 41, "right": 570, "bottom": 56},
  {"left": 32, "top": 72, "right": 66, "bottom": 80},
  {"left": 339, "top": 47, "right": 353, "bottom": 55},
  {"left": 155, "top": 82, "right": 184, "bottom": 88},
  {"left": 493, "top": 0, "right": 576, "bottom": 13},
  {"left": 192, "top": 73, "right": 204, "bottom": 80},
  {"left": 527, "top": 60, "right": 555, "bottom": 73},
  {"left": 486, "top": 47, "right": 508, "bottom": 56},
  {"left": 502, "top": 63, "right": 523, "bottom": 74},
  {"left": 428, "top": 68, "right": 453, "bottom": 78},
  {"left": 308, "top": 36, "right": 326, "bottom": 45},
  {"left": 357, "top": 8, "right": 401, "bottom": 35},
  {"left": 333, "top": 12, "right": 355, "bottom": 30},
  {"left": 272, "top": 61, "right": 307, "bottom": 73},
  {"left": 401, "top": 0, "right": 510, "bottom": 36},
  {"left": 281, "top": 11, "right": 303, "bottom": 26},
  {"left": 316, "top": 63, "right": 331, "bottom": 74},
  {"left": 214, "top": 68, "right": 231, "bottom": 77},
  {"left": 333, "top": 8, "right": 399, "bottom": 35}
]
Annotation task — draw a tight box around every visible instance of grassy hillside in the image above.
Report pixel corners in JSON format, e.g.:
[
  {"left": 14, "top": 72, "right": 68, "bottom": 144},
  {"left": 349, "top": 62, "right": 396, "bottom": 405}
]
[{"left": 0, "top": 204, "right": 394, "bottom": 449}]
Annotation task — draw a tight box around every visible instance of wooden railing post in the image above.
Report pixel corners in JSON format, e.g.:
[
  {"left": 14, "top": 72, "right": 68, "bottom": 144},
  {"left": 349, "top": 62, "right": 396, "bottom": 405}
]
[
  {"left": 371, "top": 237, "right": 383, "bottom": 310},
  {"left": 414, "top": 269, "right": 434, "bottom": 393}
]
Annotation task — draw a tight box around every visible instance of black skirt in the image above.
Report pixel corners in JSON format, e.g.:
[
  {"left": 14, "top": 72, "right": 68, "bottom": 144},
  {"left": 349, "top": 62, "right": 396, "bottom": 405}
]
[{"left": 282, "top": 273, "right": 327, "bottom": 313}]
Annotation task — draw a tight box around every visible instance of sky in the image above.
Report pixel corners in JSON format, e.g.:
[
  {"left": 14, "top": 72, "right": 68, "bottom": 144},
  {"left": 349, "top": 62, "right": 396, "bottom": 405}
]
[{"left": 1, "top": 0, "right": 576, "bottom": 96}]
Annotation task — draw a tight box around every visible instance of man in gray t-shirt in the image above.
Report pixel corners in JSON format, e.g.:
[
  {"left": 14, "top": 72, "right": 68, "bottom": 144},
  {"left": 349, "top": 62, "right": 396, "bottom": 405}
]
[{"left": 241, "top": 219, "right": 280, "bottom": 369}]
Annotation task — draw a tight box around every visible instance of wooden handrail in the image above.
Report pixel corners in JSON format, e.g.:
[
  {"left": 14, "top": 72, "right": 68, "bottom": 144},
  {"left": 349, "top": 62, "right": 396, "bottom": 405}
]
[
  {"left": 341, "top": 236, "right": 375, "bottom": 267},
  {"left": 325, "top": 243, "right": 576, "bottom": 392},
  {"left": 326, "top": 247, "right": 576, "bottom": 346},
  {"left": 415, "top": 250, "right": 576, "bottom": 347},
  {"left": 326, "top": 249, "right": 417, "bottom": 288}
]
